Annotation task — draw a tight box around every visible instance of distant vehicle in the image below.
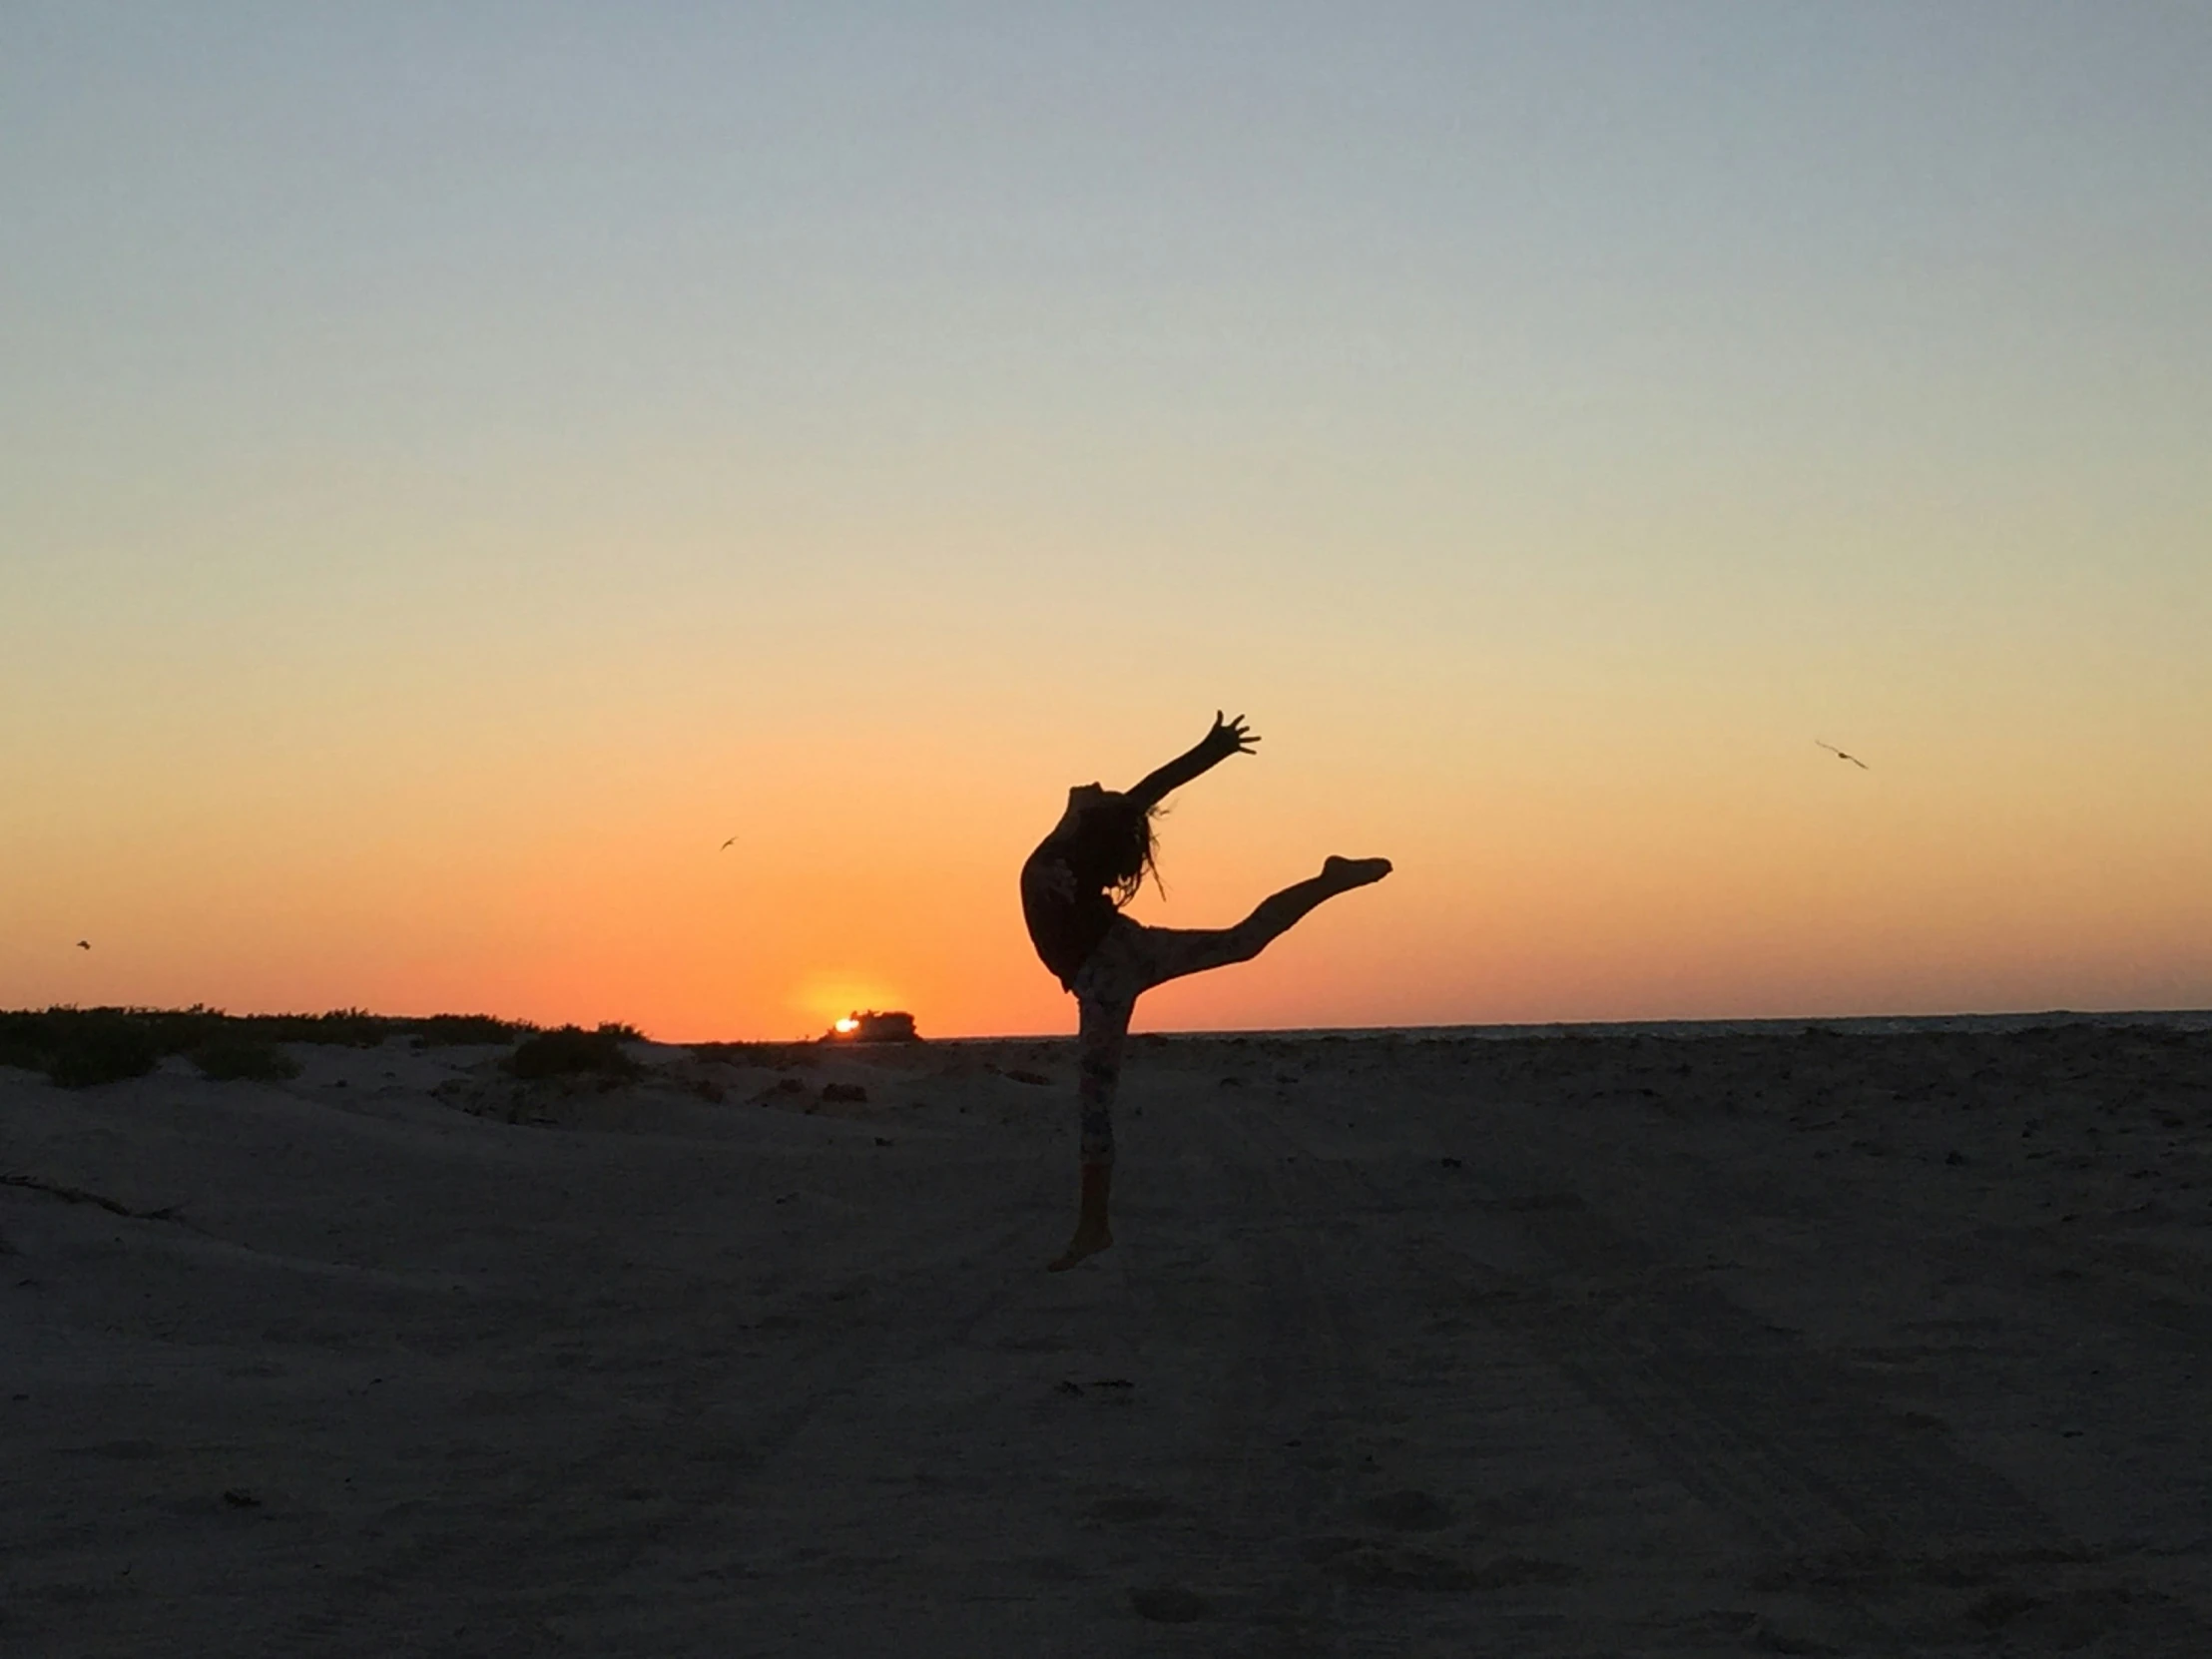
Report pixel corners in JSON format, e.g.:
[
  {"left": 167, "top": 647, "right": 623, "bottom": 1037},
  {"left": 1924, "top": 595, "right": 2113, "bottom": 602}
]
[{"left": 823, "top": 1009, "right": 920, "bottom": 1043}]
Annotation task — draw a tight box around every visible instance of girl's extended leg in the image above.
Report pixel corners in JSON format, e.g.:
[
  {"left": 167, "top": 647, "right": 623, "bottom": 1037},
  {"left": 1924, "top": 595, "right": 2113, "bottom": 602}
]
[{"left": 1135, "top": 855, "right": 1393, "bottom": 988}]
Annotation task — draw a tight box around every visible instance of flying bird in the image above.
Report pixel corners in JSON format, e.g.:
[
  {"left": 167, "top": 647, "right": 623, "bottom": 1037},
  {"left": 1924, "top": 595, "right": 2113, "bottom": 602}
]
[
  {"left": 76, "top": 939, "right": 91, "bottom": 949},
  {"left": 720, "top": 837, "right": 737, "bottom": 850},
  {"left": 1815, "top": 740, "right": 1869, "bottom": 770}
]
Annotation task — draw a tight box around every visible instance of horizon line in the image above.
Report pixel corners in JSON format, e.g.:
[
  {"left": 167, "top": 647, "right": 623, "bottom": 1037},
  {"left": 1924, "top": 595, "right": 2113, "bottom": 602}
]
[{"left": 11, "top": 1002, "right": 2210, "bottom": 1047}]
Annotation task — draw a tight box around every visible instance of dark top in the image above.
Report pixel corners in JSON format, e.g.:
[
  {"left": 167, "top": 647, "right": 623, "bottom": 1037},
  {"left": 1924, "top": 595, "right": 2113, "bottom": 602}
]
[{"left": 1020, "top": 831, "right": 1118, "bottom": 992}]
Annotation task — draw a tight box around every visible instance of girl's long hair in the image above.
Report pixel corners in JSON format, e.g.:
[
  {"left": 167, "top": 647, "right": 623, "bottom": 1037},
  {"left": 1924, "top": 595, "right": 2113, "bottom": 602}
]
[{"left": 1068, "top": 794, "right": 1161, "bottom": 908}]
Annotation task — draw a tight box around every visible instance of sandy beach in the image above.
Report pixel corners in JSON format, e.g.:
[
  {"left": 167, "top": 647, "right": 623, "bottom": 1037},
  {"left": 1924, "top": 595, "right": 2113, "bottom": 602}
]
[{"left": 4, "top": 1019, "right": 2209, "bottom": 1656}]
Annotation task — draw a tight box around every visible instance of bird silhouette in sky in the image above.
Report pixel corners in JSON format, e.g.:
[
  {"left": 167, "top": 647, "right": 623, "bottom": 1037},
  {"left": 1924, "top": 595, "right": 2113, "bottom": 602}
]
[
  {"left": 76, "top": 939, "right": 91, "bottom": 949},
  {"left": 720, "top": 837, "right": 737, "bottom": 850},
  {"left": 1816, "top": 740, "right": 1870, "bottom": 770}
]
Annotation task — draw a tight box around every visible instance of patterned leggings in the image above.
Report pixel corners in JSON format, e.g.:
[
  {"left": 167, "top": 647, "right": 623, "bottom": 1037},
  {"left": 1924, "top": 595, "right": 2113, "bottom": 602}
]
[{"left": 1067, "top": 914, "right": 1279, "bottom": 1167}]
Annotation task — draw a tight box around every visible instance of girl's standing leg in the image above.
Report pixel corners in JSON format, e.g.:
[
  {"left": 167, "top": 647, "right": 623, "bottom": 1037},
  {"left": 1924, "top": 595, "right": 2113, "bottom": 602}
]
[
  {"left": 1049, "top": 989, "right": 1131, "bottom": 1271},
  {"left": 1076, "top": 990, "right": 1132, "bottom": 1169}
]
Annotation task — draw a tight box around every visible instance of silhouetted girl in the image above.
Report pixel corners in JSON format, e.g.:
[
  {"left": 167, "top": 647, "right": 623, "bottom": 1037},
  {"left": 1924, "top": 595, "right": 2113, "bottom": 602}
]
[{"left": 1021, "top": 712, "right": 1390, "bottom": 1269}]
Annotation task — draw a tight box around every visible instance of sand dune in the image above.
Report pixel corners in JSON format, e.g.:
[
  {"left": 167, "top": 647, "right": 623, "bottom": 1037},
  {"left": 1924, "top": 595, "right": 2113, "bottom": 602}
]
[{"left": 4, "top": 1022, "right": 2209, "bottom": 1655}]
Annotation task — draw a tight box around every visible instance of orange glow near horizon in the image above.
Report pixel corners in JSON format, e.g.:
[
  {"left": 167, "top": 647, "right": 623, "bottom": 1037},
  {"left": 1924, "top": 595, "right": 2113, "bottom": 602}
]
[{"left": 5, "top": 670, "right": 2209, "bottom": 1040}]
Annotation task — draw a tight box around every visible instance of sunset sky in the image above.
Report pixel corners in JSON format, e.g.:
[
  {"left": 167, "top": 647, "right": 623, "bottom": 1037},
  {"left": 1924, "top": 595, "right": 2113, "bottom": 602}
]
[{"left": 5, "top": 4, "right": 2209, "bottom": 1039}]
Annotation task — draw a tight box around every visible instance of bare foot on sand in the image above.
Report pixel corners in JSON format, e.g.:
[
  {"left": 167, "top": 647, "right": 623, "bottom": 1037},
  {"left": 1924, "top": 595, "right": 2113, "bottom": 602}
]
[
  {"left": 1047, "top": 1221, "right": 1113, "bottom": 1273},
  {"left": 1049, "top": 1164, "right": 1114, "bottom": 1272},
  {"left": 1322, "top": 855, "right": 1392, "bottom": 891}
]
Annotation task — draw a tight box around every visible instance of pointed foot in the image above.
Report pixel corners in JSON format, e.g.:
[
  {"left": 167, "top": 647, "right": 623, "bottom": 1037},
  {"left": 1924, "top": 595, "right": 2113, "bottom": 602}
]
[{"left": 1321, "top": 855, "right": 1392, "bottom": 891}]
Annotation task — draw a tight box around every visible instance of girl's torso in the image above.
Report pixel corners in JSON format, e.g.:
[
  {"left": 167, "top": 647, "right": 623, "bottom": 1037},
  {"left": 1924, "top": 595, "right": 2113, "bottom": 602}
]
[{"left": 1021, "top": 831, "right": 1119, "bottom": 992}]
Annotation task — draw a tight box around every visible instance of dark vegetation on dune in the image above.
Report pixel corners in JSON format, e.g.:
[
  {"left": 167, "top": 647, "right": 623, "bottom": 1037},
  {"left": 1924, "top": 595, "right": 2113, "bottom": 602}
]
[
  {"left": 506, "top": 1024, "right": 643, "bottom": 1081},
  {"left": 0, "top": 1007, "right": 532, "bottom": 1089},
  {"left": 190, "top": 1035, "right": 304, "bottom": 1083}
]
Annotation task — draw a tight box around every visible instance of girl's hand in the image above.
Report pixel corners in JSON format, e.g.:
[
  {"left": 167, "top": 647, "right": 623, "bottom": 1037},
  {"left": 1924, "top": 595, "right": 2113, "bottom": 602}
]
[
  {"left": 1206, "top": 711, "right": 1260, "bottom": 757},
  {"left": 1128, "top": 712, "right": 1261, "bottom": 807}
]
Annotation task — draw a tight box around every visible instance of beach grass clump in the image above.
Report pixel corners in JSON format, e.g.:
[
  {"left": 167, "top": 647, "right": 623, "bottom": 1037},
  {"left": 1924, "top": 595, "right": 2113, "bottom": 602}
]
[
  {"left": 43, "top": 1013, "right": 165, "bottom": 1088},
  {"left": 508, "top": 1024, "right": 640, "bottom": 1081},
  {"left": 3, "top": 1008, "right": 167, "bottom": 1086},
  {"left": 0, "top": 1011, "right": 51, "bottom": 1072},
  {"left": 409, "top": 1014, "right": 518, "bottom": 1048},
  {"left": 252, "top": 1008, "right": 390, "bottom": 1048},
  {"left": 192, "top": 1036, "right": 302, "bottom": 1083},
  {"left": 3, "top": 1007, "right": 196, "bottom": 1083}
]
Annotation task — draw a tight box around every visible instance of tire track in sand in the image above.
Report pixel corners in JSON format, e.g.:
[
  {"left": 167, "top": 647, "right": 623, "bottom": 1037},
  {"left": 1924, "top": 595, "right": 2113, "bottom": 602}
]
[{"left": 1104, "top": 1070, "right": 1382, "bottom": 1656}]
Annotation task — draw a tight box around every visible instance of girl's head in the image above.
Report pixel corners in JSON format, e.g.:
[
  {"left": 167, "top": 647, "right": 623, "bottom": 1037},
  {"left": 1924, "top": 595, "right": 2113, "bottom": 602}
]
[{"left": 1064, "top": 788, "right": 1159, "bottom": 907}]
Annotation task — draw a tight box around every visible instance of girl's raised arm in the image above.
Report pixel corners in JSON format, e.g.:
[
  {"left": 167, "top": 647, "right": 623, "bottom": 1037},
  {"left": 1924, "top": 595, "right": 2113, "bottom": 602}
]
[{"left": 1127, "top": 712, "right": 1259, "bottom": 810}]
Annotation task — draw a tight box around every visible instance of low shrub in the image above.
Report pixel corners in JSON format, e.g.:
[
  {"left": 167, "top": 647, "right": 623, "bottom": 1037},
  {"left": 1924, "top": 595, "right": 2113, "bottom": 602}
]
[
  {"left": 409, "top": 1013, "right": 519, "bottom": 1048},
  {"left": 0, "top": 1011, "right": 50, "bottom": 1071},
  {"left": 193, "top": 1037, "right": 302, "bottom": 1082},
  {"left": 265, "top": 1009, "right": 389, "bottom": 1048},
  {"left": 46, "top": 1016, "right": 163, "bottom": 1088},
  {"left": 508, "top": 1024, "right": 639, "bottom": 1081},
  {"left": 4, "top": 1008, "right": 181, "bottom": 1081}
]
